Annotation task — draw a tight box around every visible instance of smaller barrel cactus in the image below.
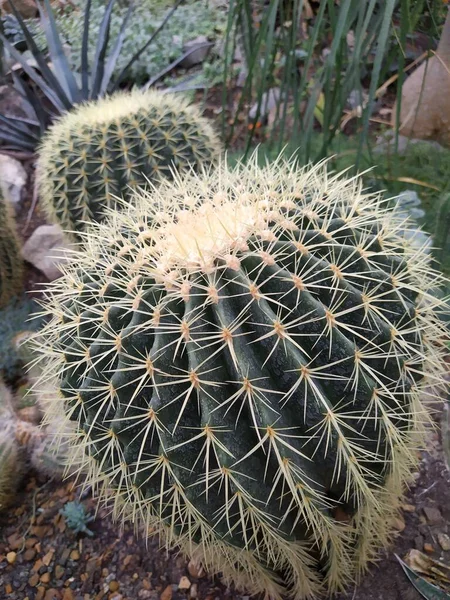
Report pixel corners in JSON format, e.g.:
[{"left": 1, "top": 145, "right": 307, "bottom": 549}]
[
  {"left": 0, "top": 192, "right": 23, "bottom": 308},
  {"left": 37, "top": 89, "right": 220, "bottom": 241}
]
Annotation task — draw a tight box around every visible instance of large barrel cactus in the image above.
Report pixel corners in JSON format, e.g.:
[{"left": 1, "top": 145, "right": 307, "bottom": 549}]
[
  {"left": 34, "top": 157, "right": 448, "bottom": 598},
  {"left": 36, "top": 89, "right": 220, "bottom": 241},
  {"left": 0, "top": 192, "right": 23, "bottom": 308}
]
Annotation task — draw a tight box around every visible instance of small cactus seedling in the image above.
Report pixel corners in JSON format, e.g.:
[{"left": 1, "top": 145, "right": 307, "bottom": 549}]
[
  {"left": 60, "top": 501, "right": 94, "bottom": 536},
  {"left": 33, "top": 156, "right": 449, "bottom": 598},
  {"left": 37, "top": 89, "right": 220, "bottom": 241},
  {"left": 0, "top": 191, "right": 23, "bottom": 308}
]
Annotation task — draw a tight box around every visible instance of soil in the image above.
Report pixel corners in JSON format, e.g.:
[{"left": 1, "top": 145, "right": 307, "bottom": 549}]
[{"left": 1, "top": 408, "right": 449, "bottom": 600}]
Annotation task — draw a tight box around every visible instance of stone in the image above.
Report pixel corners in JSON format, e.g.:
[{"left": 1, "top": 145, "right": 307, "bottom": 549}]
[
  {"left": 189, "top": 583, "right": 198, "bottom": 599},
  {"left": 29, "top": 573, "right": 40, "bottom": 587},
  {"left": 109, "top": 581, "right": 120, "bottom": 592},
  {"left": 187, "top": 559, "right": 206, "bottom": 579},
  {"left": 6, "top": 551, "right": 17, "bottom": 564},
  {"left": 424, "top": 543, "right": 434, "bottom": 553},
  {"left": 178, "top": 576, "right": 191, "bottom": 591},
  {"left": 54, "top": 565, "right": 65, "bottom": 579},
  {"left": 438, "top": 533, "right": 450, "bottom": 551},
  {"left": 21, "top": 224, "right": 73, "bottom": 280},
  {"left": 402, "top": 503, "right": 416, "bottom": 513},
  {"left": 69, "top": 549, "right": 80, "bottom": 561},
  {"left": 160, "top": 585, "right": 173, "bottom": 600},
  {"left": 414, "top": 535, "right": 424, "bottom": 550},
  {"left": 40, "top": 572, "right": 51, "bottom": 583},
  {"left": 0, "top": 0, "right": 38, "bottom": 19},
  {"left": 248, "top": 88, "right": 281, "bottom": 124},
  {"left": 392, "top": 516, "right": 406, "bottom": 532},
  {"left": 24, "top": 548, "right": 37, "bottom": 561},
  {"left": 423, "top": 506, "right": 443, "bottom": 525},
  {"left": 0, "top": 154, "right": 27, "bottom": 207},
  {"left": 179, "top": 36, "right": 212, "bottom": 68}
]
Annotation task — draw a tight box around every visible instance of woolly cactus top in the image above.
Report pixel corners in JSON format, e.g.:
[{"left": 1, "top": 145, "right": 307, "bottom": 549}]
[{"left": 34, "top": 156, "right": 448, "bottom": 599}]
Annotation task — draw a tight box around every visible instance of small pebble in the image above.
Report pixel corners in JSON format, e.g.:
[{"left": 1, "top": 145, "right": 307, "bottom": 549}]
[
  {"left": 69, "top": 550, "right": 80, "bottom": 561},
  {"left": 424, "top": 543, "right": 434, "bottom": 553},
  {"left": 178, "top": 576, "right": 191, "bottom": 591},
  {"left": 109, "top": 581, "right": 120, "bottom": 592},
  {"left": 6, "top": 551, "right": 17, "bottom": 565},
  {"left": 40, "top": 572, "right": 51, "bottom": 584},
  {"left": 24, "top": 548, "right": 37, "bottom": 561},
  {"left": 438, "top": 533, "right": 450, "bottom": 551},
  {"left": 29, "top": 574, "right": 40, "bottom": 587}
]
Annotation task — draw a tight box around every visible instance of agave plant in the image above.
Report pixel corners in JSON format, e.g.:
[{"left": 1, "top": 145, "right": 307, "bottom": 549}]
[{"left": 0, "top": 0, "right": 189, "bottom": 153}]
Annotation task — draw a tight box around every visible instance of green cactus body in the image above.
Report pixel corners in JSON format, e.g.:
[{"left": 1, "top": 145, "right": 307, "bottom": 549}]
[
  {"left": 0, "top": 420, "right": 23, "bottom": 511},
  {"left": 0, "top": 193, "right": 23, "bottom": 308},
  {"left": 34, "top": 157, "right": 448, "bottom": 598},
  {"left": 37, "top": 90, "right": 220, "bottom": 241}
]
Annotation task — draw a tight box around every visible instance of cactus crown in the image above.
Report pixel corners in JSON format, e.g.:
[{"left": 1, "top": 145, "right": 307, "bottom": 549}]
[
  {"left": 0, "top": 193, "right": 23, "bottom": 308},
  {"left": 34, "top": 156, "right": 448, "bottom": 598},
  {"left": 36, "top": 89, "right": 220, "bottom": 241}
]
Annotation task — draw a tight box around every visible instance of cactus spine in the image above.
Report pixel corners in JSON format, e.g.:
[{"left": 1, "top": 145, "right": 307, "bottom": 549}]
[
  {"left": 0, "top": 192, "right": 23, "bottom": 307},
  {"left": 37, "top": 89, "right": 220, "bottom": 241},
  {"left": 33, "top": 157, "right": 448, "bottom": 598}
]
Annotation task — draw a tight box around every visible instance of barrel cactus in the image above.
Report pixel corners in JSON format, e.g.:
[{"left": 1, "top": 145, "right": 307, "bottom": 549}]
[
  {"left": 33, "top": 157, "right": 448, "bottom": 598},
  {"left": 36, "top": 89, "right": 220, "bottom": 241},
  {"left": 0, "top": 192, "right": 23, "bottom": 308}
]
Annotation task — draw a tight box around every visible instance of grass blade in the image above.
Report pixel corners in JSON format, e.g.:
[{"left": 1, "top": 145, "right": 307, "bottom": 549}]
[
  {"left": 81, "top": 0, "right": 92, "bottom": 98},
  {"left": 90, "top": 0, "right": 115, "bottom": 99}
]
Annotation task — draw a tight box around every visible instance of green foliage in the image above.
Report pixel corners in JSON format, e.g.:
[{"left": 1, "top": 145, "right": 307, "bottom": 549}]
[
  {"left": 54, "top": 0, "right": 226, "bottom": 86},
  {"left": 0, "top": 297, "right": 43, "bottom": 383},
  {"left": 37, "top": 88, "right": 220, "bottom": 241},
  {"left": 0, "top": 0, "right": 186, "bottom": 152},
  {"left": 34, "top": 156, "right": 448, "bottom": 598},
  {"left": 222, "top": 0, "right": 448, "bottom": 162},
  {"left": 60, "top": 501, "right": 95, "bottom": 537},
  {"left": 0, "top": 192, "right": 23, "bottom": 309}
]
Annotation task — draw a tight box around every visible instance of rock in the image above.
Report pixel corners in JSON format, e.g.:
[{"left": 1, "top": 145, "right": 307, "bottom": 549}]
[
  {"left": 438, "top": 533, "right": 450, "bottom": 551},
  {"left": 402, "top": 504, "right": 416, "bottom": 513},
  {"left": 178, "top": 576, "right": 191, "bottom": 591},
  {"left": 415, "top": 535, "right": 424, "bottom": 550},
  {"left": 6, "top": 551, "right": 17, "bottom": 564},
  {"left": 423, "top": 506, "right": 443, "bottom": 525},
  {"left": 179, "top": 36, "right": 212, "bottom": 68},
  {"left": 29, "top": 573, "right": 40, "bottom": 587},
  {"left": 160, "top": 585, "right": 173, "bottom": 600},
  {"left": 24, "top": 548, "right": 37, "bottom": 561},
  {"left": 392, "top": 516, "right": 406, "bottom": 532},
  {"left": 187, "top": 559, "right": 206, "bottom": 579},
  {"left": 54, "top": 565, "right": 65, "bottom": 579},
  {"left": 0, "top": 0, "right": 38, "bottom": 19},
  {"left": 0, "top": 154, "right": 27, "bottom": 207},
  {"left": 249, "top": 88, "right": 281, "bottom": 123},
  {"left": 21, "top": 225, "right": 73, "bottom": 280},
  {"left": 40, "top": 572, "right": 51, "bottom": 583},
  {"left": 392, "top": 9, "right": 450, "bottom": 147},
  {"left": 189, "top": 583, "right": 198, "bottom": 599},
  {"left": 424, "top": 543, "right": 434, "bottom": 553},
  {"left": 109, "top": 581, "right": 120, "bottom": 592},
  {"left": 69, "top": 549, "right": 80, "bottom": 561}
]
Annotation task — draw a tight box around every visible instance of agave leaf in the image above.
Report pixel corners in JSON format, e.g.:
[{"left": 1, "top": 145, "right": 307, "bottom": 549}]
[
  {"left": 81, "top": 0, "right": 92, "bottom": 98},
  {"left": 112, "top": 0, "right": 185, "bottom": 91},
  {"left": 397, "top": 555, "right": 450, "bottom": 600},
  {"left": 0, "top": 113, "right": 39, "bottom": 142},
  {"left": 11, "top": 71, "right": 50, "bottom": 133},
  {"left": 37, "top": 0, "right": 82, "bottom": 105},
  {"left": 5, "top": 0, "right": 72, "bottom": 110},
  {"left": 0, "top": 35, "right": 69, "bottom": 113},
  {"left": 144, "top": 41, "right": 214, "bottom": 90},
  {"left": 100, "top": 2, "right": 134, "bottom": 96},
  {"left": 90, "top": 0, "right": 115, "bottom": 99}
]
